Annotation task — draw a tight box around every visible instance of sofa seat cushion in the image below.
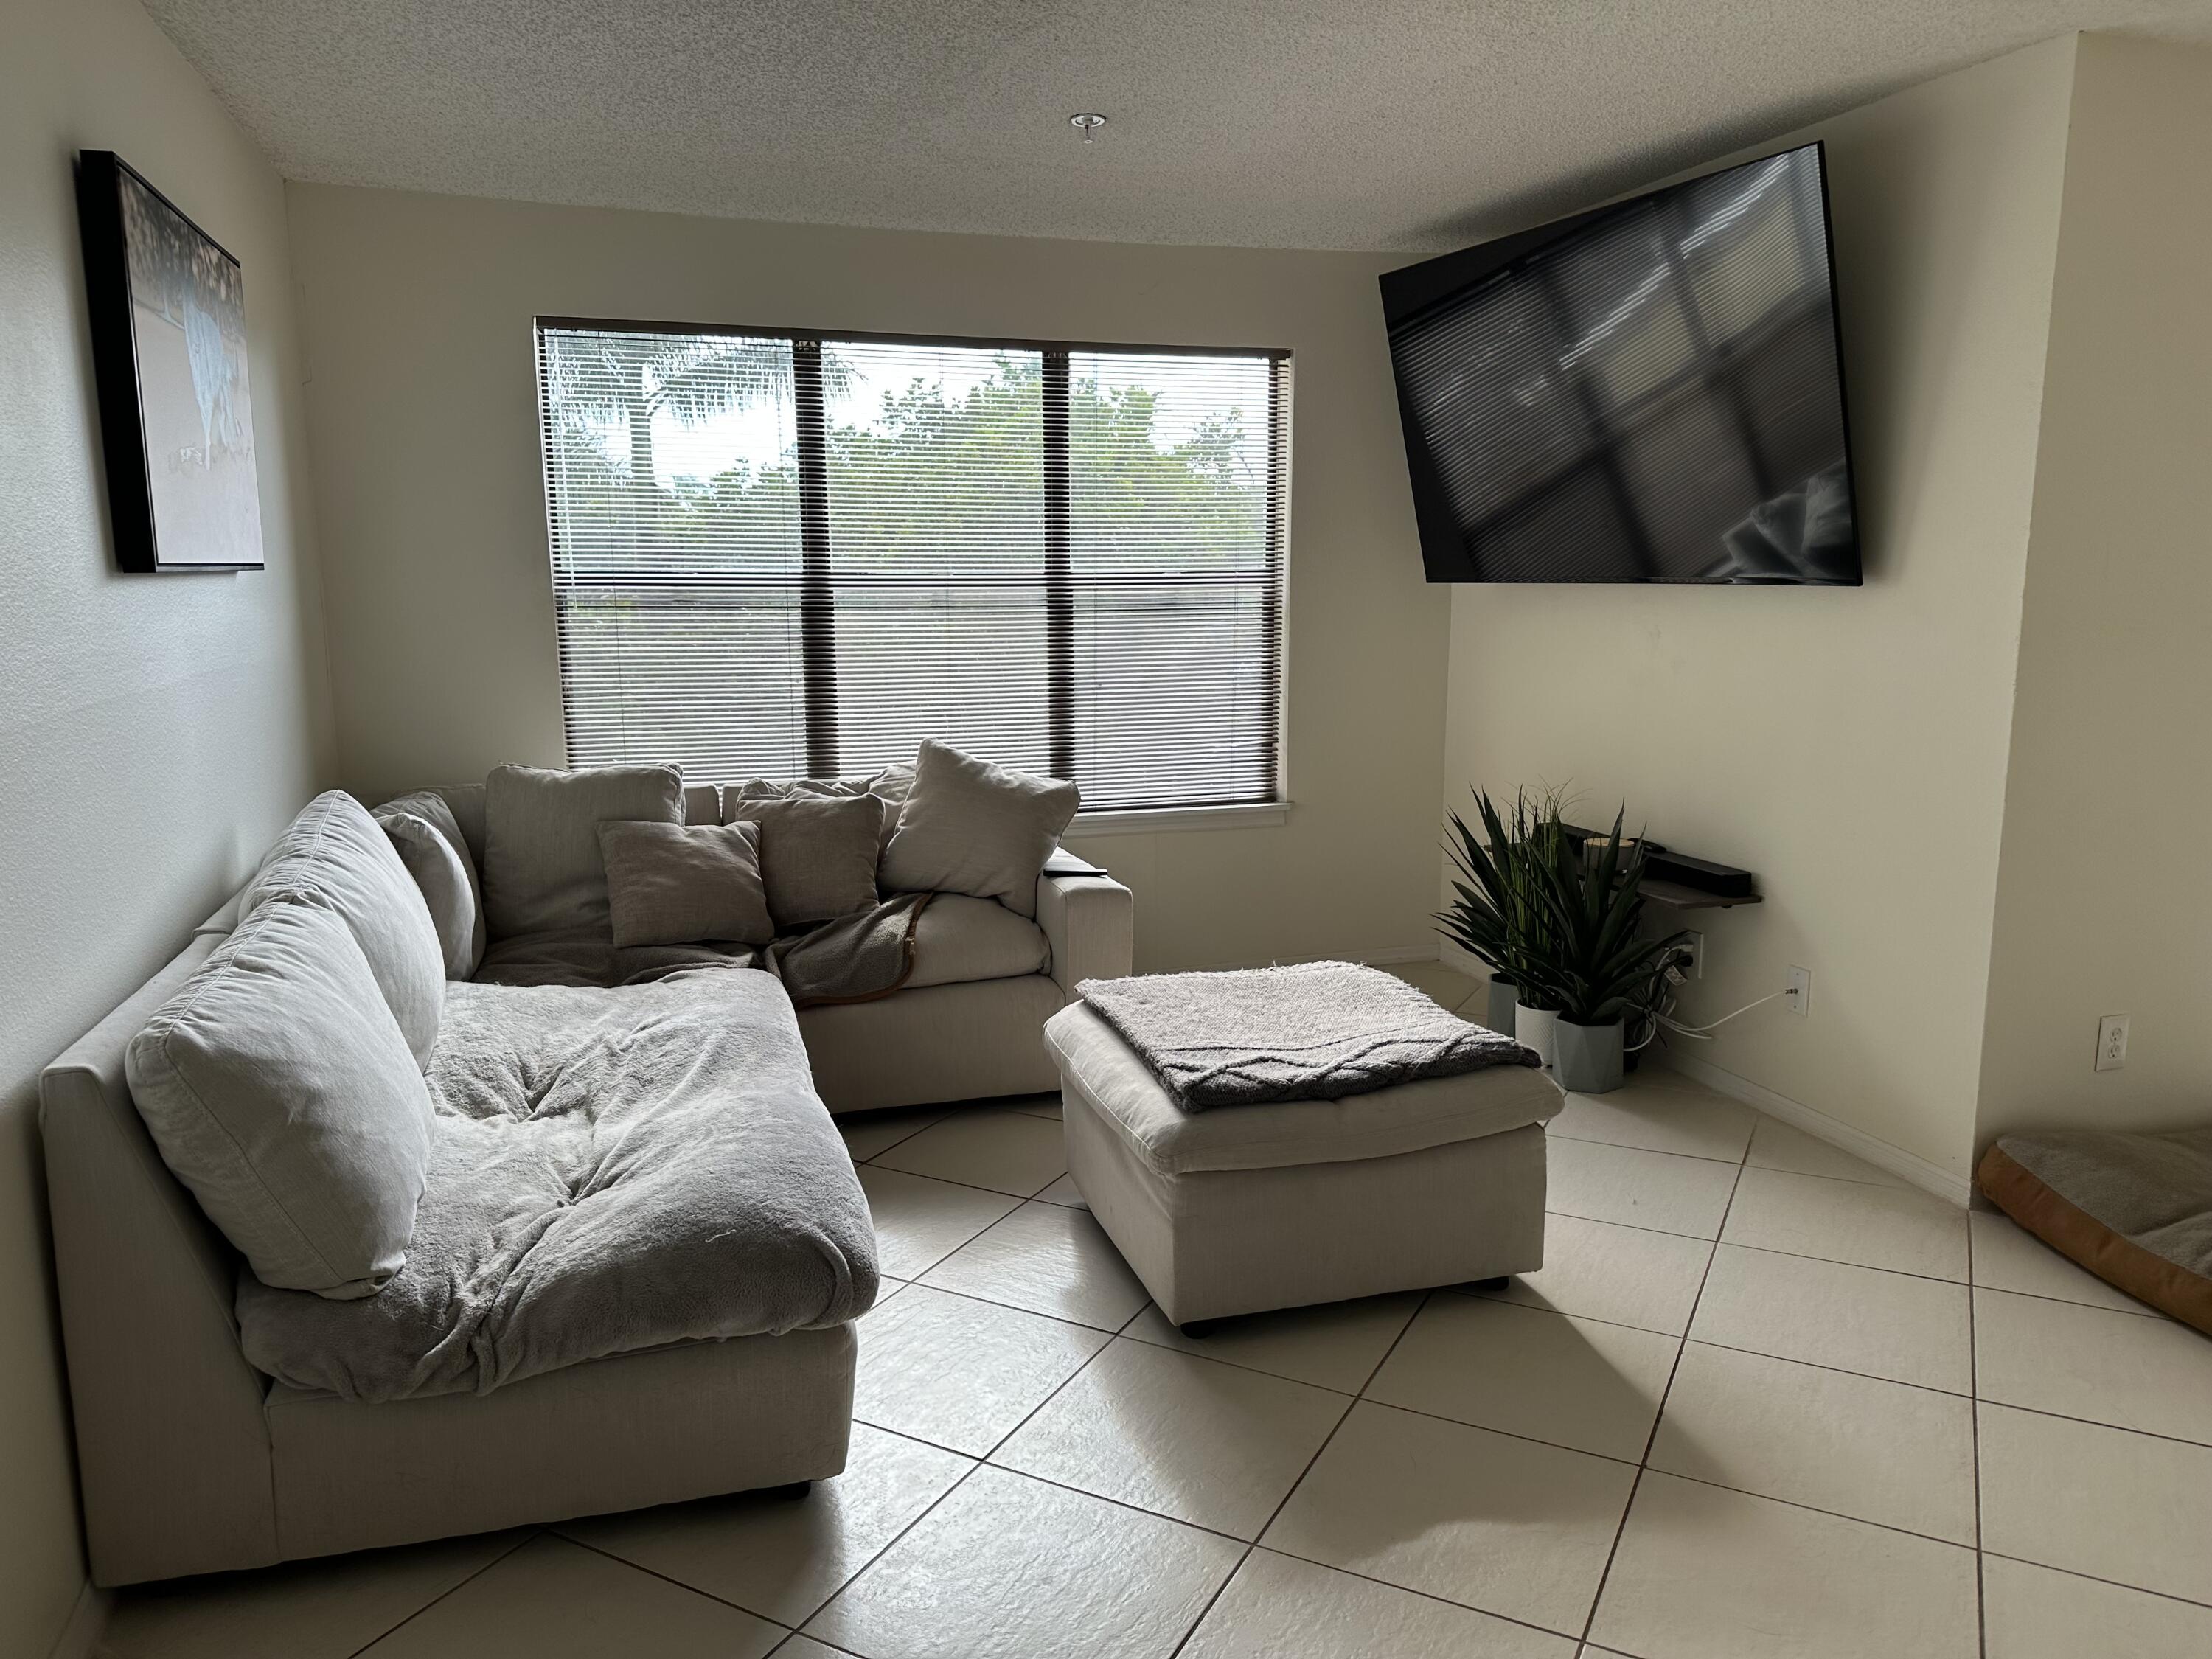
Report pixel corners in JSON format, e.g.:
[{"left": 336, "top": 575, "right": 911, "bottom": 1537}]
[
  {"left": 236, "top": 970, "right": 877, "bottom": 1402},
  {"left": 1043, "top": 1001, "right": 1562, "bottom": 1178},
  {"left": 905, "top": 894, "right": 1051, "bottom": 989},
  {"left": 242, "top": 790, "right": 447, "bottom": 1066},
  {"left": 125, "top": 898, "right": 435, "bottom": 1298}
]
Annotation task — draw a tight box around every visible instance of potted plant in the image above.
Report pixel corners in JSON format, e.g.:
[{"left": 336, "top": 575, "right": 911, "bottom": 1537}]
[
  {"left": 1437, "top": 789, "right": 1570, "bottom": 1054},
  {"left": 1524, "top": 808, "right": 1686, "bottom": 1093}
]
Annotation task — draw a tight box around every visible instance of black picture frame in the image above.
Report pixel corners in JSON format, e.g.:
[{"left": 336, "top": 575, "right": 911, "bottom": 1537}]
[{"left": 76, "top": 150, "right": 265, "bottom": 572}]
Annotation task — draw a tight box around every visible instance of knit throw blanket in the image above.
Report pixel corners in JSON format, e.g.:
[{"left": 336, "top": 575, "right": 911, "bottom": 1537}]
[{"left": 1077, "top": 961, "right": 1538, "bottom": 1111}]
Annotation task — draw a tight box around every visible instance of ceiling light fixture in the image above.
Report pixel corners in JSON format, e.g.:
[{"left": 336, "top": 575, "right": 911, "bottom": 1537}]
[{"left": 1069, "top": 113, "right": 1107, "bottom": 143}]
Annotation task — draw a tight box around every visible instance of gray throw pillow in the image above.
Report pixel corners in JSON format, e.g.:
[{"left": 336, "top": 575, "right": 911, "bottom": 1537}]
[
  {"left": 482, "top": 763, "right": 684, "bottom": 940},
  {"left": 375, "top": 803, "right": 485, "bottom": 979},
  {"left": 732, "top": 764, "right": 913, "bottom": 853},
  {"left": 599, "top": 818, "right": 775, "bottom": 947},
  {"left": 241, "top": 790, "right": 446, "bottom": 1067},
  {"left": 125, "top": 898, "right": 436, "bottom": 1299},
  {"left": 722, "top": 793, "right": 885, "bottom": 930},
  {"left": 881, "top": 739, "right": 1080, "bottom": 918}
]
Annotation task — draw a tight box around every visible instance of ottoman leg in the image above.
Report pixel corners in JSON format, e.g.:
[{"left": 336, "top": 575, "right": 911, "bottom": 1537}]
[
  {"left": 1177, "top": 1318, "right": 1227, "bottom": 1339},
  {"left": 1467, "top": 1276, "right": 1511, "bottom": 1292}
]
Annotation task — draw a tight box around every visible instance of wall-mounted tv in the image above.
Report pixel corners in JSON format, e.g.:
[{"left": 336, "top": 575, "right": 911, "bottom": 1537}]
[{"left": 1382, "top": 142, "right": 1860, "bottom": 585}]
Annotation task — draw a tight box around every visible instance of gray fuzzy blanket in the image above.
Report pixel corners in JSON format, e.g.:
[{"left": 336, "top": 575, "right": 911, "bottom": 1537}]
[
  {"left": 1077, "top": 960, "right": 1537, "bottom": 1111},
  {"left": 473, "top": 894, "right": 931, "bottom": 1006},
  {"left": 236, "top": 971, "right": 877, "bottom": 1401}
]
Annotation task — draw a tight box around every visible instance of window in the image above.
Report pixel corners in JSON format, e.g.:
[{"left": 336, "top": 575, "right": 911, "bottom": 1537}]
[{"left": 534, "top": 321, "right": 1290, "bottom": 813}]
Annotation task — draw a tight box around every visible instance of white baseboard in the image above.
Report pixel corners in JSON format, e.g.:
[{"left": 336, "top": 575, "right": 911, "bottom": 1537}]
[
  {"left": 1361, "top": 944, "right": 1444, "bottom": 967},
  {"left": 1439, "top": 941, "right": 1491, "bottom": 980},
  {"left": 1655, "top": 1048, "right": 1972, "bottom": 1208},
  {"left": 48, "top": 1581, "right": 106, "bottom": 1659}
]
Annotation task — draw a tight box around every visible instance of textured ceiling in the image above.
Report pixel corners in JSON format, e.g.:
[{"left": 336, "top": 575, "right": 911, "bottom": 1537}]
[{"left": 142, "top": 0, "right": 2212, "bottom": 251}]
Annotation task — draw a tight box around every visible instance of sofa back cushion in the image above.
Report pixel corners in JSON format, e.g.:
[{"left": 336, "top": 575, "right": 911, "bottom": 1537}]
[
  {"left": 241, "top": 790, "right": 445, "bottom": 1066},
  {"left": 375, "top": 792, "right": 486, "bottom": 979},
  {"left": 881, "top": 740, "right": 1079, "bottom": 918},
  {"left": 721, "top": 793, "right": 885, "bottom": 930},
  {"left": 731, "top": 765, "right": 911, "bottom": 853},
  {"left": 599, "top": 818, "right": 775, "bottom": 947},
  {"left": 124, "top": 899, "right": 436, "bottom": 1299},
  {"left": 481, "top": 763, "right": 684, "bottom": 940}
]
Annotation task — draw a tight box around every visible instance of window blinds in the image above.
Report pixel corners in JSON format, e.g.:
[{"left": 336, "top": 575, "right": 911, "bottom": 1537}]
[{"left": 536, "top": 321, "right": 1289, "bottom": 811}]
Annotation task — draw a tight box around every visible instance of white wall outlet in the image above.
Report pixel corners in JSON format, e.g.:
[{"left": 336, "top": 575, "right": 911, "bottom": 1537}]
[
  {"left": 1784, "top": 966, "right": 1812, "bottom": 1017},
  {"left": 2095, "top": 1013, "right": 2129, "bottom": 1073},
  {"left": 1680, "top": 931, "right": 1705, "bottom": 980}
]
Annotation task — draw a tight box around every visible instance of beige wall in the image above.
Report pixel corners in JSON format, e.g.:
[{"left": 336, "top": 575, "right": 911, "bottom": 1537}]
[
  {"left": 1441, "top": 38, "right": 2081, "bottom": 1180},
  {"left": 1976, "top": 35, "right": 2212, "bottom": 1150},
  {"left": 285, "top": 188, "right": 1450, "bottom": 972},
  {"left": 0, "top": 1, "right": 331, "bottom": 1650}
]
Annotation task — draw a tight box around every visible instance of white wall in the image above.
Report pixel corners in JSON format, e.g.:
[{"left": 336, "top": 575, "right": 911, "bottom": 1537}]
[
  {"left": 0, "top": 1, "right": 331, "bottom": 1649},
  {"left": 1440, "top": 38, "right": 2080, "bottom": 1180},
  {"left": 1976, "top": 35, "right": 2212, "bottom": 1150},
  {"left": 285, "top": 188, "right": 1450, "bottom": 972}
]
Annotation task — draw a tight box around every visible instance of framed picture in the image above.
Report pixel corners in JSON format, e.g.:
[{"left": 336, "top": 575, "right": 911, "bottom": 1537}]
[{"left": 76, "top": 150, "right": 265, "bottom": 572}]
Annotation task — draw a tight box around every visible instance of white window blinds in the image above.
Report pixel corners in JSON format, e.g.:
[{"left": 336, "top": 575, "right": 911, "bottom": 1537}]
[{"left": 535, "top": 321, "right": 1289, "bottom": 811}]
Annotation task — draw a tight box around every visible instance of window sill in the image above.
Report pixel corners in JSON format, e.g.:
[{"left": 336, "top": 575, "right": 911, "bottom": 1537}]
[{"left": 1065, "top": 802, "right": 1290, "bottom": 837}]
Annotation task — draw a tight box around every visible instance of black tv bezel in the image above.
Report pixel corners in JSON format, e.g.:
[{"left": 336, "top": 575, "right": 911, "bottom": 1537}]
[{"left": 1381, "top": 140, "right": 1863, "bottom": 588}]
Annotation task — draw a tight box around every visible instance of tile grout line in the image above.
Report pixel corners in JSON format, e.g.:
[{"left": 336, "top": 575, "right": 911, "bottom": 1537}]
[
  {"left": 342, "top": 1528, "right": 543, "bottom": 1658},
  {"left": 1969, "top": 1396, "right": 2212, "bottom": 1453},
  {"left": 1621, "top": 1466, "right": 1978, "bottom": 1554},
  {"left": 1244, "top": 1540, "right": 1605, "bottom": 1648},
  {"left": 1977, "top": 1549, "right": 2212, "bottom": 1615},
  {"left": 1680, "top": 1333, "right": 1972, "bottom": 1400},
  {"left": 1161, "top": 1290, "right": 1435, "bottom": 1659},
  {"left": 799, "top": 1455, "right": 990, "bottom": 1649},
  {"left": 1700, "top": 1234, "right": 1970, "bottom": 1289},
  {"left": 1967, "top": 1215, "right": 1988, "bottom": 1659},
  {"left": 1573, "top": 1141, "right": 1750, "bottom": 1649},
  {"left": 558, "top": 1531, "right": 799, "bottom": 1632},
  {"left": 807, "top": 1147, "right": 1125, "bottom": 1651}
]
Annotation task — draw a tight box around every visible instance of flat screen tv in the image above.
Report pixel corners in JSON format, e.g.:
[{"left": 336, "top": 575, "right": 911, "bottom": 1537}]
[{"left": 1382, "top": 142, "right": 1860, "bottom": 585}]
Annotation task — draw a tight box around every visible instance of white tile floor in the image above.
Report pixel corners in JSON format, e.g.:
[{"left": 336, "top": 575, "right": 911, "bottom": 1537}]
[{"left": 99, "top": 967, "right": 2212, "bottom": 1658}]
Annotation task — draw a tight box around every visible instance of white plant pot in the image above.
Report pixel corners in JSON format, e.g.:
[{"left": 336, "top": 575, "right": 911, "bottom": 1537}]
[{"left": 1514, "top": 1003, "right": 1559, "bottom": 1068}]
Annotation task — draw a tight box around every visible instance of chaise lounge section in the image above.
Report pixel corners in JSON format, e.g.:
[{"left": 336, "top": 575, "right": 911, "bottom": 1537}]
[{"left": 41, "top": 768, "right": 1133, "bottom": 1587}]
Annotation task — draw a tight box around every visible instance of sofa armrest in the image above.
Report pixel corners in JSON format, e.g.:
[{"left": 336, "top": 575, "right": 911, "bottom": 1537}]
[
  {"left": 1037, "top": 868, "right": 1133, "bottom": 1001},
  {"left": 41, "top": 936, "right": 280, "bottom": 1585}
]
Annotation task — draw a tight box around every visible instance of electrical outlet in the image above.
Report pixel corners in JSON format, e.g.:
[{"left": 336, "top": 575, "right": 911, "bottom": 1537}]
[
  {"left": 1784, "top": 966, "right": 1812, "bottom": 1017},
  {"left": 1682, "top": 930, "right": 1705, "bottom": 981},
  {"left": 2096, "top": 1014, "right": 2129, "bottom": 1073}
]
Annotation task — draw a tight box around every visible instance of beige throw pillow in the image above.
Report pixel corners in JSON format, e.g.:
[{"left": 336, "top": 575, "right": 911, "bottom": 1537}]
[
  {"left": 599, "top": 819, "right": 775, "bottom": 947},
  {"left": 241, "top": 790, "right": 446, "bottom": 1067},
  {"left": 376, "top": 807, "right": 484, "bottom": 979},
  {"left": 731, "top": 765, "right": 914, "bottom": 853},
  {"left": 881, "top": 740, "right": 1079, "bottom": 918},
  {"left": 482, "top": 763, "right": 684, "bottom": 940},
  {"left": 125, "top": 899, "right": 436, "bottom": 1299},
  {"left": 722, "top": 793, "right": 885, "bottom": 930}
]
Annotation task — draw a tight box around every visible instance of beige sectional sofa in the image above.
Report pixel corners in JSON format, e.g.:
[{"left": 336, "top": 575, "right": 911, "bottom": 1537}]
[{"left": 40, "top": 774, "right": 1133, "bottom": 1587}]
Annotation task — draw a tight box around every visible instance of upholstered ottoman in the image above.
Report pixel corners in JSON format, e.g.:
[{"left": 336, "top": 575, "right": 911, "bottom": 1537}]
[{"left": 1043, "top": 1002, "right": 1563, "bottom": 1328}]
